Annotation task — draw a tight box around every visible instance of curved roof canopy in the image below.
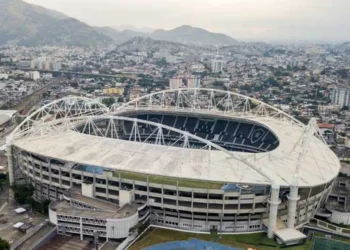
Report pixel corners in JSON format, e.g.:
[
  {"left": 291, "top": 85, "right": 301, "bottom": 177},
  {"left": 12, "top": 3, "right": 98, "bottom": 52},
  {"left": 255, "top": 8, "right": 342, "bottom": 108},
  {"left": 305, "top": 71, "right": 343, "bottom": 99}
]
[{"left": 9, "top": 89, "right": 340, "bottom": 187}]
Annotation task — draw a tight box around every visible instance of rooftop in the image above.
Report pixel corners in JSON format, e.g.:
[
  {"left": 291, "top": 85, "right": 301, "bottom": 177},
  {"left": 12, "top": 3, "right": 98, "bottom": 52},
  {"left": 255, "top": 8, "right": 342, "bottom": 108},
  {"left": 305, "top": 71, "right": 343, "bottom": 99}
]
[
  {"left": 274, "top": 228, "right": 306, "bottom": 243},
  {"left": 63, "top": 189, "right": 120, "bottom": 212},
  {"left": 12, "top": 114, "right": 340, "bottom": 187},
  {"left": 51, "top": 199, "right": 137, "bottom": 219}
]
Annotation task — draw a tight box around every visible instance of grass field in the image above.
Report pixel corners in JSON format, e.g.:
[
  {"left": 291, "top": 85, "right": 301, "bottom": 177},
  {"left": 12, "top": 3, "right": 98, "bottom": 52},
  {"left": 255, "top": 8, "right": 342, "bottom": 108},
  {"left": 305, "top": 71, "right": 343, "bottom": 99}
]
[
  {"left": 128, "top": 227, "right": 313, "bottom": 250},
  {"left": 114, "top": 170, "right": 224, "bottom": 189}
]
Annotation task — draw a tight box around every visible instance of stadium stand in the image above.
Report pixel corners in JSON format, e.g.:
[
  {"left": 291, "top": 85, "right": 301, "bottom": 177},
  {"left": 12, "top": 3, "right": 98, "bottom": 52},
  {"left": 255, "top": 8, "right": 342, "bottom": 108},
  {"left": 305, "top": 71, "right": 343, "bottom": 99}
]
[{"left": 124, "top": 113, "right": 280, "bottom": 152}]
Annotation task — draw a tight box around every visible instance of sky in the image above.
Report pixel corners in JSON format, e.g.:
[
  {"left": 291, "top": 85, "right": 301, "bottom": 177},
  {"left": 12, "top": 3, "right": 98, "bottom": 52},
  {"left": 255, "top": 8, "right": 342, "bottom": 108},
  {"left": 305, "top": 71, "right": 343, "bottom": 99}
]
[{"left": 24, "top": 0, "right": 350, "bottom": 42}]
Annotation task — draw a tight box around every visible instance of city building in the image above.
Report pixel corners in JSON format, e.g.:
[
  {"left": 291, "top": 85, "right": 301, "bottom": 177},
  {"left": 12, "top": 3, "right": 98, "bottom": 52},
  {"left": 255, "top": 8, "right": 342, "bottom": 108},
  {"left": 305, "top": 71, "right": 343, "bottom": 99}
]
[
  {"left": 0, "top": 110, "right": 17, "bottom": 133},
  {"left": 159, "top": 49, "right": 169, "bottom": 58},
  {"left": 0, "top": 73, "right": 9, "bottom": 80},
  {"left": 27, "top": 71, "right": 40, "bottom": 81},
  {"left": 211, "top": 59, "right": 225, "bottom": 73},
  {"left": 103, "top": 87, "right": 124, "bottom": 95},
  {"left": 31, "top": 57, "right": 62, "bottom": 71},
  {"left": 166, "top": 55, "right": 178, "bottom": 64},
  {"left": 318, "top": 104, "right": 340, "bottom": 114},
  {"left": 331, "top": 88, "right": 350, "bottom": 109},
  {"left": 125, "top": 55, "right": 144, "bottom": 63},
  {"left": 318, "top": 122, "right": 336, "bottom": 145},
  {"left": 6, "top": 90, "right": 340, "bottom": 243},
  {"left": 187, "top": 78, "right": 201, "bottom": 88},
  {"left": 49, "top": 188, "right": 143, "bottom": 240},
  {"left": 169, "top": 78, "right": 183, "bottom": 89},
  {"left": 323, "top": 176, "right": 350, "bottom": 225}
]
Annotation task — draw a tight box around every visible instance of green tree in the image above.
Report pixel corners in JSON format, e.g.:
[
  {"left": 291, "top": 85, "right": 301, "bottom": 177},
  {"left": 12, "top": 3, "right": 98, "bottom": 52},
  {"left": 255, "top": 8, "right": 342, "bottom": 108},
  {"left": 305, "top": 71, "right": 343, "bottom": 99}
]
[
  {"left": 12, "top": 184, "right": 50, "bottom": 215},
  {"left": 70, "top": 82, "right": 78, "bottom": 88},
  {"left": 0, "top": 238, "right": 10, "bottom": 250},
  {"left": 156, "top": 58, "right": 168, "bottom": 67},
  {"left": 13, "top": 184, "right": 34, "bottom": 204},
  {"left": 102, "top": 97, "right": 116, "bottom": 107},
  {"left": 212, "top": 81, "right": 225, "bottom": 87},
  {"left": 265, "top": 77, "right": 280, "bottom": 87}
]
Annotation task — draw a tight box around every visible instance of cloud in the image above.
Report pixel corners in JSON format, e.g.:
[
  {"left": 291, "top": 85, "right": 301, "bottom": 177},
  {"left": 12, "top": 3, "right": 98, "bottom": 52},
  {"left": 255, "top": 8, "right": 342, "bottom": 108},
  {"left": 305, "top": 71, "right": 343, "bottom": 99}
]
[{"left": 24, "top": 0, "right": 350, "bottom": 41}]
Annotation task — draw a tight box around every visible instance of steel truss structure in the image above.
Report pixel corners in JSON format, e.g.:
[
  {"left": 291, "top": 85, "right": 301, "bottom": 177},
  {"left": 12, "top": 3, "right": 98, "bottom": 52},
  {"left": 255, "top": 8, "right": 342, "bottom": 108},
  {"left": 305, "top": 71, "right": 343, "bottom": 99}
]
[
  {"left": 12, "top": 114, "right": 276, "bottom": 182},
  {"left": 6, "top": 89, "right": 341, "bottom": 239},
  {"left": 111, "top": 88, "right": 304, "bottom": 126},
  {"left": 8, "top": 96, "right": 109, "bottom": 142},
  {"left": 9, "top": 89, "right": 331, "bottom": 185}
]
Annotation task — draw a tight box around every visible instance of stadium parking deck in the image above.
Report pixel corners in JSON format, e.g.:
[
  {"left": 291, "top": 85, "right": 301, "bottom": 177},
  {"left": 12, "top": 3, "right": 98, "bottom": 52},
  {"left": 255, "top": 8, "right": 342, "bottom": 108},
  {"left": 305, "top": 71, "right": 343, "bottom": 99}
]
[
  {"left": 64, "top": 189, "right": 120, "bottom": 211},
  {"left": 51, "top": 200, "right": 137, "bottom": 219}
]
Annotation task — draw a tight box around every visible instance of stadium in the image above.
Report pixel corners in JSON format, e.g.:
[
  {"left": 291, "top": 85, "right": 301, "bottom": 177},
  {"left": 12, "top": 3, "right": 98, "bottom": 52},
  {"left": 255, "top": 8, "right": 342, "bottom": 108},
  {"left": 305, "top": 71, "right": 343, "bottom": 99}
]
[{"left": 6, "top": 88, "right": 340, "bottom": 244}]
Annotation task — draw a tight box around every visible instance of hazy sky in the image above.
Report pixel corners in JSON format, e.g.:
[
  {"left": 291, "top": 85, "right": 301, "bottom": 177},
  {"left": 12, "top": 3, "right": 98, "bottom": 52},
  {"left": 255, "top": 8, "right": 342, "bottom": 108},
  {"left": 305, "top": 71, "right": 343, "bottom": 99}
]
[{"left": 24, "top": 0, "right": 350, "bottom": 42}]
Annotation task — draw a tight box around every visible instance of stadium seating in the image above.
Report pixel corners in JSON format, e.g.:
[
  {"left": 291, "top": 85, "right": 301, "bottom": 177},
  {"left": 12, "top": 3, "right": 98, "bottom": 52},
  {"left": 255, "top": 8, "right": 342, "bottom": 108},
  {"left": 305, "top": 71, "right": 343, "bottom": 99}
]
[
  {"left": 80, "top": 114, "right": 280, "bottom": 152},
  {"left": 123, "top": 113, "right": 280, "bottom": 153}
]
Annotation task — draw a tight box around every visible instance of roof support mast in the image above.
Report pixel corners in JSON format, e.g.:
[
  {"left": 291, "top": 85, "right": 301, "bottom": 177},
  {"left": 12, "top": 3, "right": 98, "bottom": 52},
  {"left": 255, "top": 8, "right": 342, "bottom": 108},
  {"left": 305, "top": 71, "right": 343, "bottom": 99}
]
[{"left": 287, "top": 118, "right": 318, "bottom": 228}]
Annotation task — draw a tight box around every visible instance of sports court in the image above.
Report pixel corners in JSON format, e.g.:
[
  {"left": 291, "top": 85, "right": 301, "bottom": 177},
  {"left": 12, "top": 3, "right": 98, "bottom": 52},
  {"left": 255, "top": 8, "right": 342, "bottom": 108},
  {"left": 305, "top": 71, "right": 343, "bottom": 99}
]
[{"left": 144, "top": 238, "right": 241, "bottom": 250}]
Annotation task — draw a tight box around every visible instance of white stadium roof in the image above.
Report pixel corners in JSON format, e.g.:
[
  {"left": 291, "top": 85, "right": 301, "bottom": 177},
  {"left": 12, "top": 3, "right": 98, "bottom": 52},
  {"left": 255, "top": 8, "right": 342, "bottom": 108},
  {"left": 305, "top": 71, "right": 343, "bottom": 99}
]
[{"left": 9, "top": 90, "right": 341, "bottom": 187}]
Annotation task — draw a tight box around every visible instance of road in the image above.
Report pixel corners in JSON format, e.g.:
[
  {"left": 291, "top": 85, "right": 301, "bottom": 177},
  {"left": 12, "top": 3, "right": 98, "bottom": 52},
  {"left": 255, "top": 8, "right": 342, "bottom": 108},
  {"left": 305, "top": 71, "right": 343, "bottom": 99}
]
[
  {"left": 12, "top": 80, "right": 56, "bottom": 115},
  {"left": 12, "top": 67, "right": 124, "bottom": 79},
  {"left": 0, "top": 79, "right": 59, "bottom": 150}
]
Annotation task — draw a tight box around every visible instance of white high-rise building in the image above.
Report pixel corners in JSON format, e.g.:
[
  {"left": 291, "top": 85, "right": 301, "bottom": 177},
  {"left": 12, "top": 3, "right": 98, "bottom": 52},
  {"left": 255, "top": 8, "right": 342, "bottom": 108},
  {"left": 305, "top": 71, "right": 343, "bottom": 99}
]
[
  {"left": 166, "top": 55, "right": 178, "bottom": 64},
  {"left": 31, "top": 57, "right": 61, "bottom": 71},
  {"left": 29, "top": 71, "right": 40, "bottom": 81},
  {"left": 169, "top": 78, "right": 183, "bottom": 89},
  {"left": 331, "top": 88, "right": 350, "bottom": 108},
  {"left": 211, "top": 59, "right": 225, "bottom": 73},
  {"left": 187, "top": 78, "right": 201, "bottom": 88},
  {"left": 159, "top": 49, "right": 169, "bottom": 58}
]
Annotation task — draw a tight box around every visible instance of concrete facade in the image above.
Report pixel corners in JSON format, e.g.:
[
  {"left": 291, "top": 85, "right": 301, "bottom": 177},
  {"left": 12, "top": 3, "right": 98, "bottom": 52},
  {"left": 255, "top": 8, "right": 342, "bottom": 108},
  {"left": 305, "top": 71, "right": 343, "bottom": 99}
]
[{"left": 10, "top": 147, "right": 333, "bottom": 234}]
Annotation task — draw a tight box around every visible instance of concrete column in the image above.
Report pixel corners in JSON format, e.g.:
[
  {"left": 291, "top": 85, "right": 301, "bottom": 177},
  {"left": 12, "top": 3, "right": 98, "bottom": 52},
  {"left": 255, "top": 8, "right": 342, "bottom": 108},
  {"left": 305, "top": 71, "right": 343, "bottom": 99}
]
[
  {"left": 191, "top": 189, "right": 194, "bottom": 212},
  {"left": 40, "top": 162, "right": 43, "bottom": 183},
  {"left": 248, "top": 213, "right": 251, "bottom": 231},
  {"left": 6, "top": 144, "right": 15, "bottom": 186},
  {"left": 80, "top": 217, "right": 83, "bottom": 241},
  {"left": 219, "top": 214, "right": 223, "bottom": 232},
  {"left": 49, "top": 161, "right": 52, "bottom": 184},
  {"left": 106, "top": 175, "right": 109, "bottom": 200},
  {"left": 267, "top": 184, "right": 280, "bottom": 239},
  {"left": 252, "top": 194, "right": 256, "bottom": 213},
  {"left": 234, "top": 214, "right": 237, "bottom": 232},
  {"left": 147, "top": 175, "right": 149, "bottom": 203},
  {"left": 176, "top": 181, "right": 179, "bottom": 209},
  {"left": 58, "top": 167, "right": 62, "bottom": 188},
  {"left": 161, "top": 184, "right": 164, "bottom": 208},
  {"left": 69, "top": 168, "right": 73, "bottom": 188},
  {"left": 287, "top": 184, "right": 300, "bottom": 228}
]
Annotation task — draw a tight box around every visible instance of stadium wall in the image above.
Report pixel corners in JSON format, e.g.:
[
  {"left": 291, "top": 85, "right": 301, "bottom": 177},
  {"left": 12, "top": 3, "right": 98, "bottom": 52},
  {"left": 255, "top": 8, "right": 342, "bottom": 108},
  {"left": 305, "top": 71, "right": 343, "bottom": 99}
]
[{"left": 10, "top": 145, "right": 334, "bottom": 234}]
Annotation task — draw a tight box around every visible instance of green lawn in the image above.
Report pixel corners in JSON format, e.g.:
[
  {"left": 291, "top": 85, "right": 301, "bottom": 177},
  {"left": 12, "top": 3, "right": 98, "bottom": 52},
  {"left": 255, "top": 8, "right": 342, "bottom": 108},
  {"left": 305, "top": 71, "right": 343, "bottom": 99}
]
[
  {"left": 114, "top": 170, "right": 224, "bottom": 189},
  {"left": 128, "top": 227, "right": 313, "bottom": 250}
]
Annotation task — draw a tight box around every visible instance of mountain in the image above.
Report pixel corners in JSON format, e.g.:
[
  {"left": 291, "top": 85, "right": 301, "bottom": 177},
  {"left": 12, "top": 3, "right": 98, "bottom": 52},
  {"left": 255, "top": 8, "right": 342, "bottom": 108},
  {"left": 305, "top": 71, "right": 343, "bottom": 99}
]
[
  {"left": 95, "top": 27, "right": 147, "bottom": 44},
  {"left": 112, "top": 25, "right": 155, "bottom": 34},
  {"left": 99, "top": 25, "right": 237, "bottom": 46},
  {"left": 151, "top": 25, "right": 237, "bottom": 46},
  {"left": 115, "top": 37, "right": 196, "bottom": 54},
  {"left": 0, "top": 0, "right": 113, "bottom": 46}
]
